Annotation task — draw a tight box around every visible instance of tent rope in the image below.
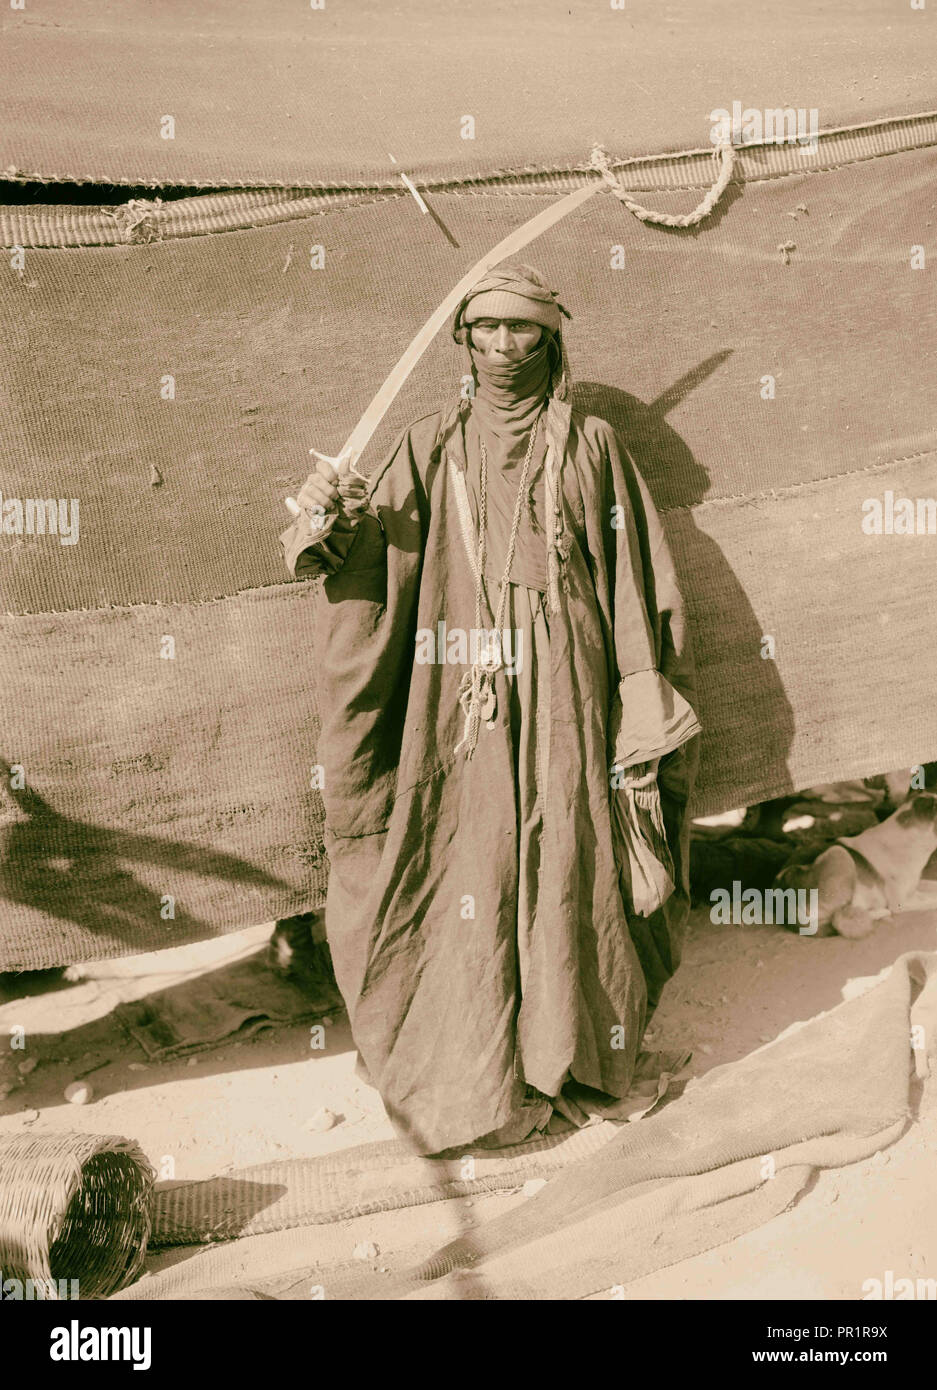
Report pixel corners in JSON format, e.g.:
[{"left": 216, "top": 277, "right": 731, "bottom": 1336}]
[
  {"left": 104, "top": 197, "right": 165, "bottom": 243},
  {"left": 590, "top": 143, "right": 736, "bottom": 227}
]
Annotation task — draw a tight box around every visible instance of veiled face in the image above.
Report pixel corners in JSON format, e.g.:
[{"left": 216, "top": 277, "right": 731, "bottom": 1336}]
[{"left": 468, "top": 318, "right": 544, "bottom": 362}]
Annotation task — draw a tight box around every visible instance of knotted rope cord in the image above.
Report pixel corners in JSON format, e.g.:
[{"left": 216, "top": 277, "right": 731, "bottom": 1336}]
[
  {"left": 103, "top": 197, "right": 165, "bottom": 243},
  {"left": 589, "top": 142, "right": 736, "bottom": 227},
  {"left": 455, "top": 414, "right": 542, "bottom": 758}
]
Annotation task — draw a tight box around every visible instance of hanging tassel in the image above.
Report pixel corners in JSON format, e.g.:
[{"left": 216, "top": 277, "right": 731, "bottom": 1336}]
[
  {"left": 455, "top": 664, "right": 499, "bottom": 756},
  {"left": 455, "top": 667, "right": 488, "bottom": 757}
]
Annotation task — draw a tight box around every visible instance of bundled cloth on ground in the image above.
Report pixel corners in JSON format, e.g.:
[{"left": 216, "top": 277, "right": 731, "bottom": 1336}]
[{"left": 2, "top": 1, "right": 937, "bottom": 966}]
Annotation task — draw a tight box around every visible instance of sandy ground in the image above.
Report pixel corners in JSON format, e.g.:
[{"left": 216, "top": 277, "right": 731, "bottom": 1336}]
[{"left": 2, "top": 900, "right": 936, "bottom": 1300}]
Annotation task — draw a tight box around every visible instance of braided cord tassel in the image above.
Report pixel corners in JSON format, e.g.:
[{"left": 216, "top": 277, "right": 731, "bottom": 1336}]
[
  {"left": 455, "top": 418, "right": 541, "bottom": 759},
  {"left": 589, "top": 143, "right": 736, "bottom": 228}
]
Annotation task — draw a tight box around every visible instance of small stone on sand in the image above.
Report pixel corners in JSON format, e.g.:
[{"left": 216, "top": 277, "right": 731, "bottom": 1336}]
[{"left": 305, "top": 1107, "right": 338, "bottom": 1132}]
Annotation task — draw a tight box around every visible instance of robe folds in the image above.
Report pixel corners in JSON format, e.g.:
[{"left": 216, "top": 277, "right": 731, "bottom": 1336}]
[{"left": 281, "top": 395, "right": 701, "bottom": 1154}]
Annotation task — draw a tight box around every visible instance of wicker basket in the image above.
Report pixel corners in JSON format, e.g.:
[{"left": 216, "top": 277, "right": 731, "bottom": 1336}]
[{"left": 0, "top": 1132, "right": 155, "bottom": 1299}]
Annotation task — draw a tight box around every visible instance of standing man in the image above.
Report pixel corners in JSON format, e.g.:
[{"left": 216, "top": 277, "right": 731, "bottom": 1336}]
[{"left": 281, "top": 264, "right": 701, "bottom": 1154}]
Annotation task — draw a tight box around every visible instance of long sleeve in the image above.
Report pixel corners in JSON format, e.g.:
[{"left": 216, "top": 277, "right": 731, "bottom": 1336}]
[
  {"left": 602, "top": 428, "right": 701, "bottom": 770},
  {"left": 280, "top": 503, "right": 373, "bottom": 580},
  {"left": 600, "top": 423, "right": 702, "bottom": 922},
  {"left": 302, "top": 423, "right": 431, "bottom": 840}
]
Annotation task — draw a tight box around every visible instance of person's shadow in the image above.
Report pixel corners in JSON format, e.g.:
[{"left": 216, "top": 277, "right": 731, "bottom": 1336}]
[
  {"left": 0, "top": 760, "right": 292, "bottom": 955},
  {"left": 573, "top": 357, "right": 796, "bottom": 814}
]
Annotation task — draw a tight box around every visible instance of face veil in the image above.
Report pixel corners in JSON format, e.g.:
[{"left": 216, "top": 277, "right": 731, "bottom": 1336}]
[{"left": 452, "top": 263, "right": 572, "bottom": 402}]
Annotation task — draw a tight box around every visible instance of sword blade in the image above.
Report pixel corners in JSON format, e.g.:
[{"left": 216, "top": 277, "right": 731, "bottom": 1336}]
[{"left": 340, "top": 181, "right": 600, "bottom": 465}]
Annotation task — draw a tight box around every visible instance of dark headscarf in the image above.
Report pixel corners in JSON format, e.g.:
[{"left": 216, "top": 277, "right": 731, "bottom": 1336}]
[{"left": 452, "top": 262, "right": 572, "bottom": 402}]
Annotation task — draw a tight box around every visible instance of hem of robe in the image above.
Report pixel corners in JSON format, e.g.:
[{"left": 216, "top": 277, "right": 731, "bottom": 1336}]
[{"left": 427, "top": 1057, "right": 682, "bottom": 1156}]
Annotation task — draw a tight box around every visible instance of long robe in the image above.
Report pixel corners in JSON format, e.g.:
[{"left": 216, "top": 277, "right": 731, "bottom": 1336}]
[{"left": 281, "top": 394, "right": 701, "bottom": 1154}]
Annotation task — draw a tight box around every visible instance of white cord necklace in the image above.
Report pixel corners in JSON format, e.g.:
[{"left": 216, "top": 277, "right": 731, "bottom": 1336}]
[{"left": 455, "top": 414, "right": 542, "bottom": 757}]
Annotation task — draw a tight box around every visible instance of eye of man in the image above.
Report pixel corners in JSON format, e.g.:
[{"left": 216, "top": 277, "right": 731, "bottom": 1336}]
[{"left": 473, "top": 319, "right": 538, "bottom": 332}]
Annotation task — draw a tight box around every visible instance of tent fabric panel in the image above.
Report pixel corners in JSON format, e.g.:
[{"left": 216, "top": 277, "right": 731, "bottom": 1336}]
[
  {"left": 2, "top": 145, "right": 934, "bottom": 616},
  {"left": 3, "top": 437, "right": 937, "bottom": 969},
  {"left": 671, "top": 452, "right": 937, "bottom": 815},
  {"left": 2, "top": 0, "right": 934, "bottom": 185},
  {"left": 0, "top": 584, "right": 326, "bottom": 970}
]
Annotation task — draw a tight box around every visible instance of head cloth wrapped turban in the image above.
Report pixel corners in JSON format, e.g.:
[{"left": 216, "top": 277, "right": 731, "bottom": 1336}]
[
  {"left": 452, "top": 263, "right": 573, "bottom": 400},
  {"left": 452, "top": 263, "right": 571, "bottom": 340}
]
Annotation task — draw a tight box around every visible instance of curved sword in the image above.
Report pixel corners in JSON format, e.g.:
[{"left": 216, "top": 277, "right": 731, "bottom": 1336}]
[{"left": 285, "top": 179, "right": 600, "bottom": 515}]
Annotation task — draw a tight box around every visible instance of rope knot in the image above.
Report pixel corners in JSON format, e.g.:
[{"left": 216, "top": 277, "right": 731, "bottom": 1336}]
[
  {"left": 105, "top": 197, "right": 165, "bottom": 244},
  {"left": 589, "top": 141, "right": 736, "bottom": 228},
  {"left": 588, "top": 144, "right": 615, "bottom": 178}
]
